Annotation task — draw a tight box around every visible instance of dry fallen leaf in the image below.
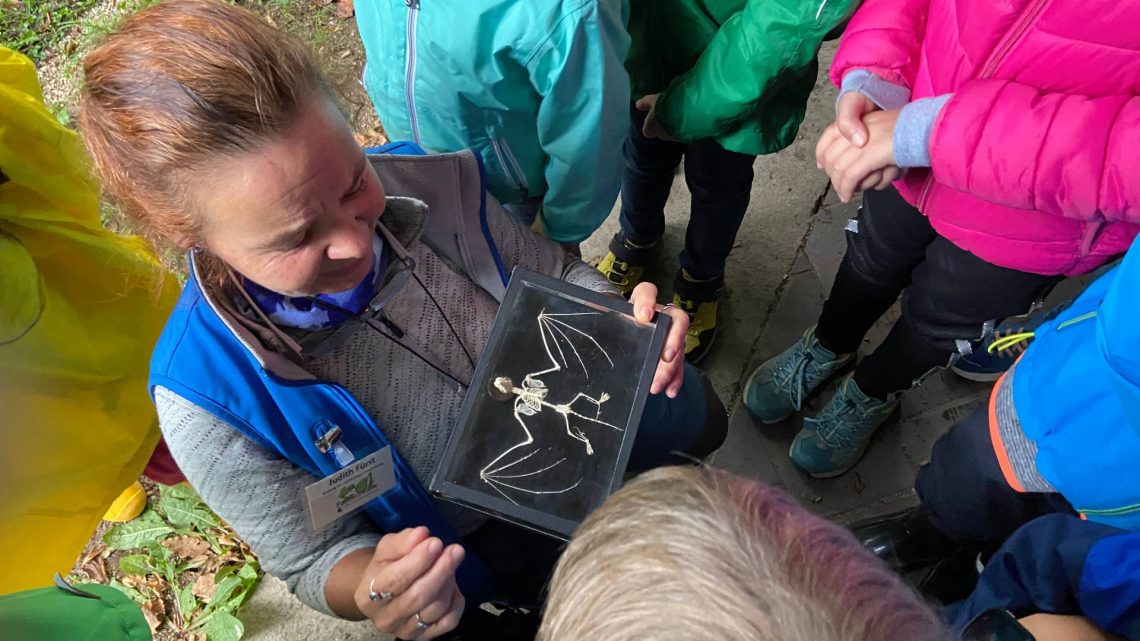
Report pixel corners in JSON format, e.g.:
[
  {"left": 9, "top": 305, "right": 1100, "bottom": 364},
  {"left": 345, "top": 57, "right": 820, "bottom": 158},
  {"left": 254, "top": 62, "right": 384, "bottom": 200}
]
[
  {"left": 192, "top": 571, "right": 217, "bottom": 601},
  {"left": 122, "top": 574, "right": 143, "bottom": 589},
  {"left": 334, "top": 0, "right": 355, "bottom": 19},
  {"left": 162, "top": 535, "right": 211, "bottom": 561},
  {"left": 142, "top": 596, "right": 165, "bottom": 633},
  {"left": 82, "top": 556, "right": 108, "bottom": 583},
  {"left": 79, "top": 543, "right": 108, "bottom": 568},
  {"left": 187, "top": 632, "right": 207, "bottom": 641}
]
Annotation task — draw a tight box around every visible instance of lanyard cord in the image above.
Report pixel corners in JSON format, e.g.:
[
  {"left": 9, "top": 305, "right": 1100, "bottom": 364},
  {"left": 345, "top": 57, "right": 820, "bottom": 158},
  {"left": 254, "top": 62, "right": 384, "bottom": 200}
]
[
  {"left": 409, "top": 270, "right": 477, "bottom": 371},
  {"left": 307, "top": 271, "right": 476, "bottom": 391}
]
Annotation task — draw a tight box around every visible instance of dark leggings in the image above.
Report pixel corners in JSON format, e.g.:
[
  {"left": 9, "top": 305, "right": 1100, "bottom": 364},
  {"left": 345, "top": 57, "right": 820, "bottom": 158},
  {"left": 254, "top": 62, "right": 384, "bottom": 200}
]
[{"left": 814, "top": 187, "right": 1063, "bottom": 400}]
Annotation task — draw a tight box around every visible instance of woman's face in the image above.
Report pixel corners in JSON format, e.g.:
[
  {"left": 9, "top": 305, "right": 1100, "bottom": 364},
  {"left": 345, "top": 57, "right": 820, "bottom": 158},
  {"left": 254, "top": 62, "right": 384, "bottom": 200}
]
[{"left": 192, "top": 97, "right": 386, "bottom": 296}]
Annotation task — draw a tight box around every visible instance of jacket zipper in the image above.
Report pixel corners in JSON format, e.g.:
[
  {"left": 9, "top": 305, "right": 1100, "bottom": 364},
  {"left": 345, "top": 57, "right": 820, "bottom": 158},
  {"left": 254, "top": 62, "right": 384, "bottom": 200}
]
[
  {"left": 1055, "top": 310, "right": 1097, "bottom": 330},
  {"left": 1078, "top": 220, "right": 1106, "bottom": 257},
  {"left": 492, "top": 138, "right": 529, "bottom": 193},
  {"left": 917, "top": 0, "right": 1050, "bottom": 212},
  {"left": 1080, "top": 501, "right": 1140, "bottom": 517},
  {"left": 979, "top": 0, "right": 1050, "bottom": 80},
  {"left": 915, "top": 175, "right": 936, "bottom": 212},
  {"left": 404, "top": 0, "right": 422, "bottom": 145}
]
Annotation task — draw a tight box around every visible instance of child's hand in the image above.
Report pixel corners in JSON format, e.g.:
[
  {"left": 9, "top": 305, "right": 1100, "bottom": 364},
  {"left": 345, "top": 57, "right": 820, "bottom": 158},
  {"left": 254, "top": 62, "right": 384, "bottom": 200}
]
[
  {"left": 816, "top": 109, "right": 901, "bottom": 203},
  {"left": 835, "top": 91, "right": 880, "bottom": 147},
  {"left": 636, "top": 94, "right": 678, "bottom": 142}
]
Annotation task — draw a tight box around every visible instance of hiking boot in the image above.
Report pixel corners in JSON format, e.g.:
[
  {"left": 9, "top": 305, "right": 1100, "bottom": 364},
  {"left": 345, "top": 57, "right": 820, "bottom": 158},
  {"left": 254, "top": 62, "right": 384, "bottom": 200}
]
[
  {"left": 595, "top": 232, "right": 661, "bottom": 296},
  {"left": 743, "top": 326, "right": 855, "bottom": 424},
  {"left": 950, "top": 300, "right": 1071, "bottom": 382},
  {"left": 672, "top": 270, "right": 724, "bottom": 365},
  {"left": 790, "top": 376, "right": 900, "bottom": 478}
]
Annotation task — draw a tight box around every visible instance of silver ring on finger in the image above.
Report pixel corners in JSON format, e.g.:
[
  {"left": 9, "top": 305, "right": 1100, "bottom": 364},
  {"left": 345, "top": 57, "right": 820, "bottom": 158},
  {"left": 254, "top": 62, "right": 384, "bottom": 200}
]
[
  {"left": 368, "top": 577, "right": 394, "bottom": 603},
  {"left": 415, "top": 612, "right": 432, "bottom": 632}
]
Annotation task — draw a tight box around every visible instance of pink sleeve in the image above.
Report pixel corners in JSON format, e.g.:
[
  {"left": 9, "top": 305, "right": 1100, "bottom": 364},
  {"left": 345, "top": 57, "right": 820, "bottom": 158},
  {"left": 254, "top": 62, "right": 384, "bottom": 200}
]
[
  {"left": 930, "top": 79, "right": 1140, "bottom": 223},
  {"left": 829, "top": 0, "right": 930, "bottom": 89}
]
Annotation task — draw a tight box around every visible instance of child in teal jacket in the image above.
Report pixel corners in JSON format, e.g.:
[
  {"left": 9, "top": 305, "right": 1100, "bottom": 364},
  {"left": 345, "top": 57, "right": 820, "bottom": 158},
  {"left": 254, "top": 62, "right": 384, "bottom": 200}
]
[{"left": 355, "top": 1, "right": 630, "bottom": 245}]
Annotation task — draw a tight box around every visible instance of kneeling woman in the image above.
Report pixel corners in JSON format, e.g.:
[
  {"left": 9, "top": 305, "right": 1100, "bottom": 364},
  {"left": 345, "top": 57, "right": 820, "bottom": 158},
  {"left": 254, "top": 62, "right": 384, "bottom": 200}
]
[{"left": 78, "top": 2, "right": 725, "bottom": 639}]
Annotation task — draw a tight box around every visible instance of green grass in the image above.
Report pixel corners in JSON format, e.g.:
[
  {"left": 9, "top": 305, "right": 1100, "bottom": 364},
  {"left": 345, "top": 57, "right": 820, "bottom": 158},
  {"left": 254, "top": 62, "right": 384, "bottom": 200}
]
[{"left": 1, "top": 0, "right": 102, "bottom": 63}]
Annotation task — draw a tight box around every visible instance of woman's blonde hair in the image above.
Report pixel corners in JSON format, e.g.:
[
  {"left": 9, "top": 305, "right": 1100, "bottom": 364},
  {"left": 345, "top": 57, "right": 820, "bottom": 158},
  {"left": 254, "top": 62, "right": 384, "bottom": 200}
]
[{"left": 539, "top": 466, "right": 953, "bottom": 641}]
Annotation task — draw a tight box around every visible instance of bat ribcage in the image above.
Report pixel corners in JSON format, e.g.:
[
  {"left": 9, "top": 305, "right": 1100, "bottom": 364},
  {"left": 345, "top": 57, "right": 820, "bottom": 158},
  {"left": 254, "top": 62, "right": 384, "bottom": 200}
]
[{"left": 480, "top": 310, "right": 621, "bottom": 505}]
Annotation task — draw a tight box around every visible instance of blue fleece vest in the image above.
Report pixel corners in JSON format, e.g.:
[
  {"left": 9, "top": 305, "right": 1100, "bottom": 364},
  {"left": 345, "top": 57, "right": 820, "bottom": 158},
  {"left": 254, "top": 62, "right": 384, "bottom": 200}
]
[{"left": 148, "top": 143, "right": 504, "bottom": 602}]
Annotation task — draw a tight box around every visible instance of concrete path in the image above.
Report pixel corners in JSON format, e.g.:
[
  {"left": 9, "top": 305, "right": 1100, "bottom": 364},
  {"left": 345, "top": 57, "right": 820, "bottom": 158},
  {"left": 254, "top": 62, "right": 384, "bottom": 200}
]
[{"left": 241, "top": 41, "right": 1016, "bottom": 639}]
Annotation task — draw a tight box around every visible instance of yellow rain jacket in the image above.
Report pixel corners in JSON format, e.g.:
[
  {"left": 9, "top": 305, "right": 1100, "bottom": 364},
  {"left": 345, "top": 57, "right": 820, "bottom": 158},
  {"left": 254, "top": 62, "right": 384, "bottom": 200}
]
[{"left": 0, "top": 47, "right": 177, "bottom": 593}]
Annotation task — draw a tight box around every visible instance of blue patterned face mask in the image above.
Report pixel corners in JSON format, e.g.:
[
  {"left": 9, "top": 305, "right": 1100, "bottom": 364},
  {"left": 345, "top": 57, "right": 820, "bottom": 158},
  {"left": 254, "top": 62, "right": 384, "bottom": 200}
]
[{"left": 242, "top": 233, "right": 386, "bottom": 330}]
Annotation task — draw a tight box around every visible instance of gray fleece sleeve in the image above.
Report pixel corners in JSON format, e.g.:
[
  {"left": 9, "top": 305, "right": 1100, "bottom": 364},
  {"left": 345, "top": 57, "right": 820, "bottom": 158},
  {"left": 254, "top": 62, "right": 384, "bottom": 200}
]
[
  {"left": 486, "top": 198, "right": 619, "bottom": 296},
  {"left": 154, "top": 387, "right": 381, "bottom": 617},
  {"left": 837, "top": 69, "right": 911, "bottom": 112}
]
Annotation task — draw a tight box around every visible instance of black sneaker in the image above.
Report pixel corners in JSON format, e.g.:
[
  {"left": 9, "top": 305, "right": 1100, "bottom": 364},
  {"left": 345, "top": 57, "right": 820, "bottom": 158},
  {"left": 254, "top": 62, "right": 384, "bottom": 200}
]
[
  {"left": 672, "top": 270, "right": 724, "bottom": 365},
  {"left": 595, "top": 232, "right": 661, "bottom": 296}
]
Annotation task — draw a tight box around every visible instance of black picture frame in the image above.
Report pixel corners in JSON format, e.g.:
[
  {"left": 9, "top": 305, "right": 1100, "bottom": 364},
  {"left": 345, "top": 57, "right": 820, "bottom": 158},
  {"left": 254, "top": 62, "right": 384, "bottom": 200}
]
[{"left": 430, "top": 267, "right": 670, "bottom": 539}]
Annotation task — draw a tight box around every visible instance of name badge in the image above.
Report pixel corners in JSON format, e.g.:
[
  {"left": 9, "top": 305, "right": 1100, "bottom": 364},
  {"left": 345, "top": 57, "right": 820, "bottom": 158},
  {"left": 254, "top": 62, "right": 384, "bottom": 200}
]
[{"left": 303, "top": 446, "right": 396, "bottom": 532}]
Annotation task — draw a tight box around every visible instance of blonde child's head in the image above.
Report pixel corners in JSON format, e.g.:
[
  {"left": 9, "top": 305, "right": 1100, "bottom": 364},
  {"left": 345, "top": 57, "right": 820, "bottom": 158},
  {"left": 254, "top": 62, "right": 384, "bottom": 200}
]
[{"left": 539, "top": 465, "right": 953, "bottom": 641}]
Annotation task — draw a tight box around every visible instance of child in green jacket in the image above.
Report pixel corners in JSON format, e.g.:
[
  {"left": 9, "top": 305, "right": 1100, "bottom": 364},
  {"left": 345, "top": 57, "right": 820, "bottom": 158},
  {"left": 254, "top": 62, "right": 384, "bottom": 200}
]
[{"left": 597, "top": 0, "right": 859, "bottom": 363}]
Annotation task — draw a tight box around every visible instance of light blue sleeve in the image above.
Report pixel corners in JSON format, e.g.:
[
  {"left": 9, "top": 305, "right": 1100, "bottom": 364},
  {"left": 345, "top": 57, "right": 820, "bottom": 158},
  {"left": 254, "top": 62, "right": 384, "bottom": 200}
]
[
  {"left": 837, "top": 69, "right": 911, "bottom": 112},
  {"left": 893, "top": 94, "right": 952, "bottom": 168},
  {"left": 526, "top": 0, "right": 631, "bottom": 243}
]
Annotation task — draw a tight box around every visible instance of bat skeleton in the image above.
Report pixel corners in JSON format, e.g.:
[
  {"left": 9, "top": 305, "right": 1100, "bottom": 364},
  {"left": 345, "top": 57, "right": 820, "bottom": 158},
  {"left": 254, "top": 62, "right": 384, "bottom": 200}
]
[{"left": 480, "top": 310, "right": 620, "bottom": 504}]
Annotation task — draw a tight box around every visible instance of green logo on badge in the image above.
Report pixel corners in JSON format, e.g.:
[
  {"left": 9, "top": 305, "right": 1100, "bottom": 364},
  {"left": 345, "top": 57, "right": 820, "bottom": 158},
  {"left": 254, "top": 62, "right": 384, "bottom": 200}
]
[{"left": 336, "top": 473, "right": 378, "bottom": 512}]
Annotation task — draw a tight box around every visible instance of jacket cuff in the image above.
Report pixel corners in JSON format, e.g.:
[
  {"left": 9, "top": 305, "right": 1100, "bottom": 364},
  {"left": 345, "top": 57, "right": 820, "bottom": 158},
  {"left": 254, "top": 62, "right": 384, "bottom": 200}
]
[
  {"left": 837, "top": 69, "right": 911, "bottom": 113},
  {"left": 892, "top": 94, "right": 952, "bottom": 168}
]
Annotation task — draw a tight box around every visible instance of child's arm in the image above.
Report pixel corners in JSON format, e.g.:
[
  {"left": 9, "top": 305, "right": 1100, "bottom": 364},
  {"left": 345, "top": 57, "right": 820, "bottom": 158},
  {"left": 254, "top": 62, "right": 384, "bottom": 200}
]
[
  {"left": 830, "top": 0, "right": 932, "bottom": 90},
  {"left": 650, "top": 0, "right": 860, "bottom": 143},
  {"left": 942, "top": 514, "right": 1140, "bottom": 640},
  {"left": 930, "top": 79, "right": 1140, "bottom": 223},
  {"left": 527, "top": 0, "right": 630, "bottom": 244}
]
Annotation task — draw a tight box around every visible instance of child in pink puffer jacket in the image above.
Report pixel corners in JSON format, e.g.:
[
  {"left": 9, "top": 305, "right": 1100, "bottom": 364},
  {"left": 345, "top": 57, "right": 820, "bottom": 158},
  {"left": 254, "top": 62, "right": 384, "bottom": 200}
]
[{"left": 744, "top": 0, "right": 1140, "bottom": 478}]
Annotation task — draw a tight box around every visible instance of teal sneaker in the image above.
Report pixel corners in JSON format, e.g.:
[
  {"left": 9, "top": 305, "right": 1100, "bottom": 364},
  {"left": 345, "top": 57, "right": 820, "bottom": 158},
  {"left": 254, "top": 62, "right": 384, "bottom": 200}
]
[
  {"left": 790, "top": 377, "right": 900, "bottom": 478},
  {"left": 743, "top": 326, "right": 855, "bottom": 424}
]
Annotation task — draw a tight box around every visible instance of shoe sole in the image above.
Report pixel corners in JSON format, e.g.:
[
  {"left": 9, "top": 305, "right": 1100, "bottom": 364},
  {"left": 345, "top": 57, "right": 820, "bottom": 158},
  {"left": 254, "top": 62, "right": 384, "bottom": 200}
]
[
  {"left": 948, "top": 366, "right": 1002, "bottom": 383},
  {"left": 742, "top": 356, "right": 857, "bottom": 425},
  {"left": 685, "top": 327, "right": 717, "bottom": 366},
  {"left": 789, "top": 404, "right": 900, "bottom": 479}
]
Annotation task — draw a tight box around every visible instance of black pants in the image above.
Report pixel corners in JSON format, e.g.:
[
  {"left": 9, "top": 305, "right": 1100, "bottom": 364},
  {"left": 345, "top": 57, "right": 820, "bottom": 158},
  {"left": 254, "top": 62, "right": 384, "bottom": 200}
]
[
  {"left": 619, "top": 101, "right": 757, "bottom": 281},
  {"left": 915, "top": 406, "right": 1075, "bottom": 544},
  {"left": 815, "top": 187, "right": 1063, "bottom": 399}
]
